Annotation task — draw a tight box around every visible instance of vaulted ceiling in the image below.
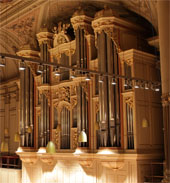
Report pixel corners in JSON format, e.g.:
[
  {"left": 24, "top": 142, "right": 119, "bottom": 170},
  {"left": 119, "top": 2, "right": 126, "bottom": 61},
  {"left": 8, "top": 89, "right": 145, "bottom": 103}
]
[{"left": 0, "top": 0, "right": 158, "bottom": 82}]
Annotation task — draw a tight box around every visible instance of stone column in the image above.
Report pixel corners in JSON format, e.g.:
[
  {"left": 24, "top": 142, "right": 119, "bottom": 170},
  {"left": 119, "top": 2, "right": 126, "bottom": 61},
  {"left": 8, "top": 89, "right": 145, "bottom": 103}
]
[{"left": 157, "top": 1, "right": 170, "bottom": 182}]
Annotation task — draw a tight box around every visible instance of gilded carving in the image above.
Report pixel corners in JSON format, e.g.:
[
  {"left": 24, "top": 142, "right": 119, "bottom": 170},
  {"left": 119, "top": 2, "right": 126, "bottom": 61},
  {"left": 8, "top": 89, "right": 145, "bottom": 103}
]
[
  {"left": 52, "top": 129, "right": 60, "bottom": 149},
  {"left": 71, "top": 128, "right": 77, "bottom": 149},
  {"left": 70, "top": 97, "right": 77, "bottom": 109},
  {"left": 95, "top": 101, "right": 99, "bottom": 112},
  {"left": 8, "top": 16, "right": 36, "bottom": 45},
  {"left": 36, "top": 31, "right": 53, "bottom": 47},
  {"left": 58, "top": 101, "right": 71, "bottom": 112},
  {"left": 70, "top": 85, "right": 76, "bottom": 96},
  {"left": 81, "top": 82, "right": 88, "bottom": 97},
  {"left": 55, "top": 131, "right": 60, "bottom": 150},
  {"left": 71, "top": 14, "right": 93, "bottom": 35},
  {"left": 92, "top": 18, "right": 121, "bottom": 52},
  {"left": 125, "top": 96, "right": 133, "bottom": 108},
  {"left": 43, "top": 89, "right": 51, "bottom": 105},
  {"left": 26, "top": 62, "right": 37, "bottom": 76},
  {"left": 121, "top": 58, "right": 133, "bottom": 66},
  {"left": 56, "top": 86, "right": 70, "bottom": 103}
]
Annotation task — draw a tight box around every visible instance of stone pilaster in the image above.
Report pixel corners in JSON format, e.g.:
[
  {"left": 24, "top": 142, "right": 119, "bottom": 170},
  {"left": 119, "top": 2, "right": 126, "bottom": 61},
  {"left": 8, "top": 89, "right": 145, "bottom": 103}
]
[{"left": 157, "top": 1, "right": 170, "bottom": 182}]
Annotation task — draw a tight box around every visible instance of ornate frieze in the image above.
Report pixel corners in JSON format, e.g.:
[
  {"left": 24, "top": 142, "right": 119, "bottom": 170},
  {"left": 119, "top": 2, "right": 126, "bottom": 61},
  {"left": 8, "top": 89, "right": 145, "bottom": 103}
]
[
  {"left": 56, "top": 86, "right": 70, "bottom": 103},
  {"left": 120, "top": 58, "right": 133, "bottom": 66}
]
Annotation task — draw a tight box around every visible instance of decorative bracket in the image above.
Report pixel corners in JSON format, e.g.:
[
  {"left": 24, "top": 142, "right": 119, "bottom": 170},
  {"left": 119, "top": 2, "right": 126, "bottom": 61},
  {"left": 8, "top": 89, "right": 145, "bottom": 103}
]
[
  {"left": 20, "top": 156, "right": 38, "bottom": 165},
  {"left": 79, "top": 159, "right": 94, "bottom": 168},
  {"left": 101, "top": 161, "right": 124, "bottom": 171}
]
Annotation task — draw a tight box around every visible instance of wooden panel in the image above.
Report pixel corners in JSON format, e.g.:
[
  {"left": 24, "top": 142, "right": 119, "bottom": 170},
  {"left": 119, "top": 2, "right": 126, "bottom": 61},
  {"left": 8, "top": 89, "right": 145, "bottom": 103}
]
[
  {"left": 0, "top": 168, "right": 21, "bottom": 183},
  {"left": 151, "top": 105, "right": 163, "bottom": 145},
  {"left": 136, "top": 103, "right": 151, "bottom": 147}
]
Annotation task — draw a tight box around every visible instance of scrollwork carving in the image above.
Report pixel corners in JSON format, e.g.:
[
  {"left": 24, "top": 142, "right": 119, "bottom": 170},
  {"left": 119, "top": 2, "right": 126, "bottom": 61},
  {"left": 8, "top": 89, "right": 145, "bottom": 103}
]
[
  {"left": 95, "top": 101, "right": 99, "bottom": 112},
  {"left": 71, "top": 97, "right": 77, "bottom": 109},
  {"left": 81, "top": 82, "right": 88, "bottom": 97},
  {"left": 121, "top": 58, "right": 133, "bottom": 66},
  {"left": 56, "top": 86, "right": 70, "bottom": 103},
  {"left": 125, "top": 96, "right": 133, "bottom": 108},
  {"left": 43, "top": 89, "right": 51, "bottom": 106},
  {"left": 71, "top": 128, "right": 77, "bottom": 150}
]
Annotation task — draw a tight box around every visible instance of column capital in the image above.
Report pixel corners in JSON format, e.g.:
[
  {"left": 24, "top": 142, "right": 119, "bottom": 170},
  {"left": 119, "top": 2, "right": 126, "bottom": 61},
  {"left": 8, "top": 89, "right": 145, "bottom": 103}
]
[
  {"left": 71, "top": 8, "right": 93, "bottom": 34},
  {"left": 36, "top": 30, "right": 53, "bottom": 48},
  {"left": 92, "top": 7, "right": 142, "bottom": 53}
]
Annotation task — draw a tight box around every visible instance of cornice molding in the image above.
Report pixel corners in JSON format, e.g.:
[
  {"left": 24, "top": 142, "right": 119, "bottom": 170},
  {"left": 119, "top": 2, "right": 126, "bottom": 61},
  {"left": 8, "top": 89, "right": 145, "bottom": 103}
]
[{"left": 118, "top": 49, "right": 158, "bottom": 65}]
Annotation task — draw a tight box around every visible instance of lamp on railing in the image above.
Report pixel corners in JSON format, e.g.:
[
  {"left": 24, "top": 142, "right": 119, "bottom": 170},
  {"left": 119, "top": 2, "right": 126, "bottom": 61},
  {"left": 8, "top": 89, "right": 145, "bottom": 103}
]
[
  {"left": 0, "top": 53, "right": 161, "bottom": 92},
  {"left": 0, "top": 141, "right": 9, "bottom": 152},
  {"left": 46, "top": 141, "right": 56, "bottom": 153},
  {"left": 1, "top": 128, "right": 9, "bottom": 152},
  {"left": 78, "top": 129, "right": 87, "bottom": 143},
  {"left": 0, "top": 56, "right": 6, "bottom": 67},
  {"left": 19, "top": 59, "right": 26, "bottom": 71},
  {"left": 14, "top": 132, "right": 20, "bottom": 142}
]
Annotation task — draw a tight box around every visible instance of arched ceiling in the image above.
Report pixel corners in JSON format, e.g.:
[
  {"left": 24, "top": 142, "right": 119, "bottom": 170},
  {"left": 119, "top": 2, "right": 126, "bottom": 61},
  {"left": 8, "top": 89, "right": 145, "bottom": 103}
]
[{"left": 0, "top": 0, "right": 158, "bottom": 82}]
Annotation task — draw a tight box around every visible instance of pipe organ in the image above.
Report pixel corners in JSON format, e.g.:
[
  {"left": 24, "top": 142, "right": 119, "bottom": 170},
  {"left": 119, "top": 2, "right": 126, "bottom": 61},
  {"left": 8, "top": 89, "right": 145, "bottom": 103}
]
[
  {"left": 97, "top": 31, "right": 121, "bottom": 147},
  {"left": 16, "top": 7, "right": 162, "bottom": 156},
  {"left": 20, "top": 62, "right": 34, "bottom": 147}
]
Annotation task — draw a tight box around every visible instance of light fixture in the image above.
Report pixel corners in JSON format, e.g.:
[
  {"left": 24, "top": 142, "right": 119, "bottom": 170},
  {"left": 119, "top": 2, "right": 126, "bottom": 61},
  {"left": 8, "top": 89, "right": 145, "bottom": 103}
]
[
  {"left": 14, "top": 132, "right": 20, "bottom": 142},
  {"left": 155, "top": 85, "right": 160, "bottom": 92},
  {"left": 54, "top": 67, "right": 60, "bottom": 76},
  {"left": 150, "top": 82, "right": 155, "bottom": 91},
  {"left": 46, "top": 141, "right": 56, "bottom": 153},
  {"left": 99, "top": 75, "right": 104, "bottom": 83},
  {"left": 70, "top": 69, "right": 76, "bottom": 79},
  {"left": 78, "top": 129, "right": 87, "bottom": 143},
  {"left": 85, "top": 73, "right": 91, "bottom": 81},
  {"left": 4, "top": 128, "right": 9, "bottom": 137},
  {"left": 124, "top": 79, "right": 128, "bottom": 87},
  {"left": 134, "top": 80, "right": 139, "bottom": 89},
  {"left": 37, "top": 147, "right": 46, "bottom": 153},
  {"left": 37, "top": 64, "right": 43, "bottom": 74},
  {"left": 0, "top": 141, "right": 8, "bottom": 152},
  {"left": 139, "top": 81, "right": 145, "bottom": 89},
  {"left": 0, "top": 56, "right": 6, "bottom": 67},
  {"left": 111, "top": 78, "right": 116, "bottom": 85},
  {"left": 0, "top": 53, "right": 161, "bottom": 91},
  {"left": 19, "top": 59, "right": 26, "bottom": 71},
  {"left": 144, "top": 82, "right": 149, "bottom": 90}
]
